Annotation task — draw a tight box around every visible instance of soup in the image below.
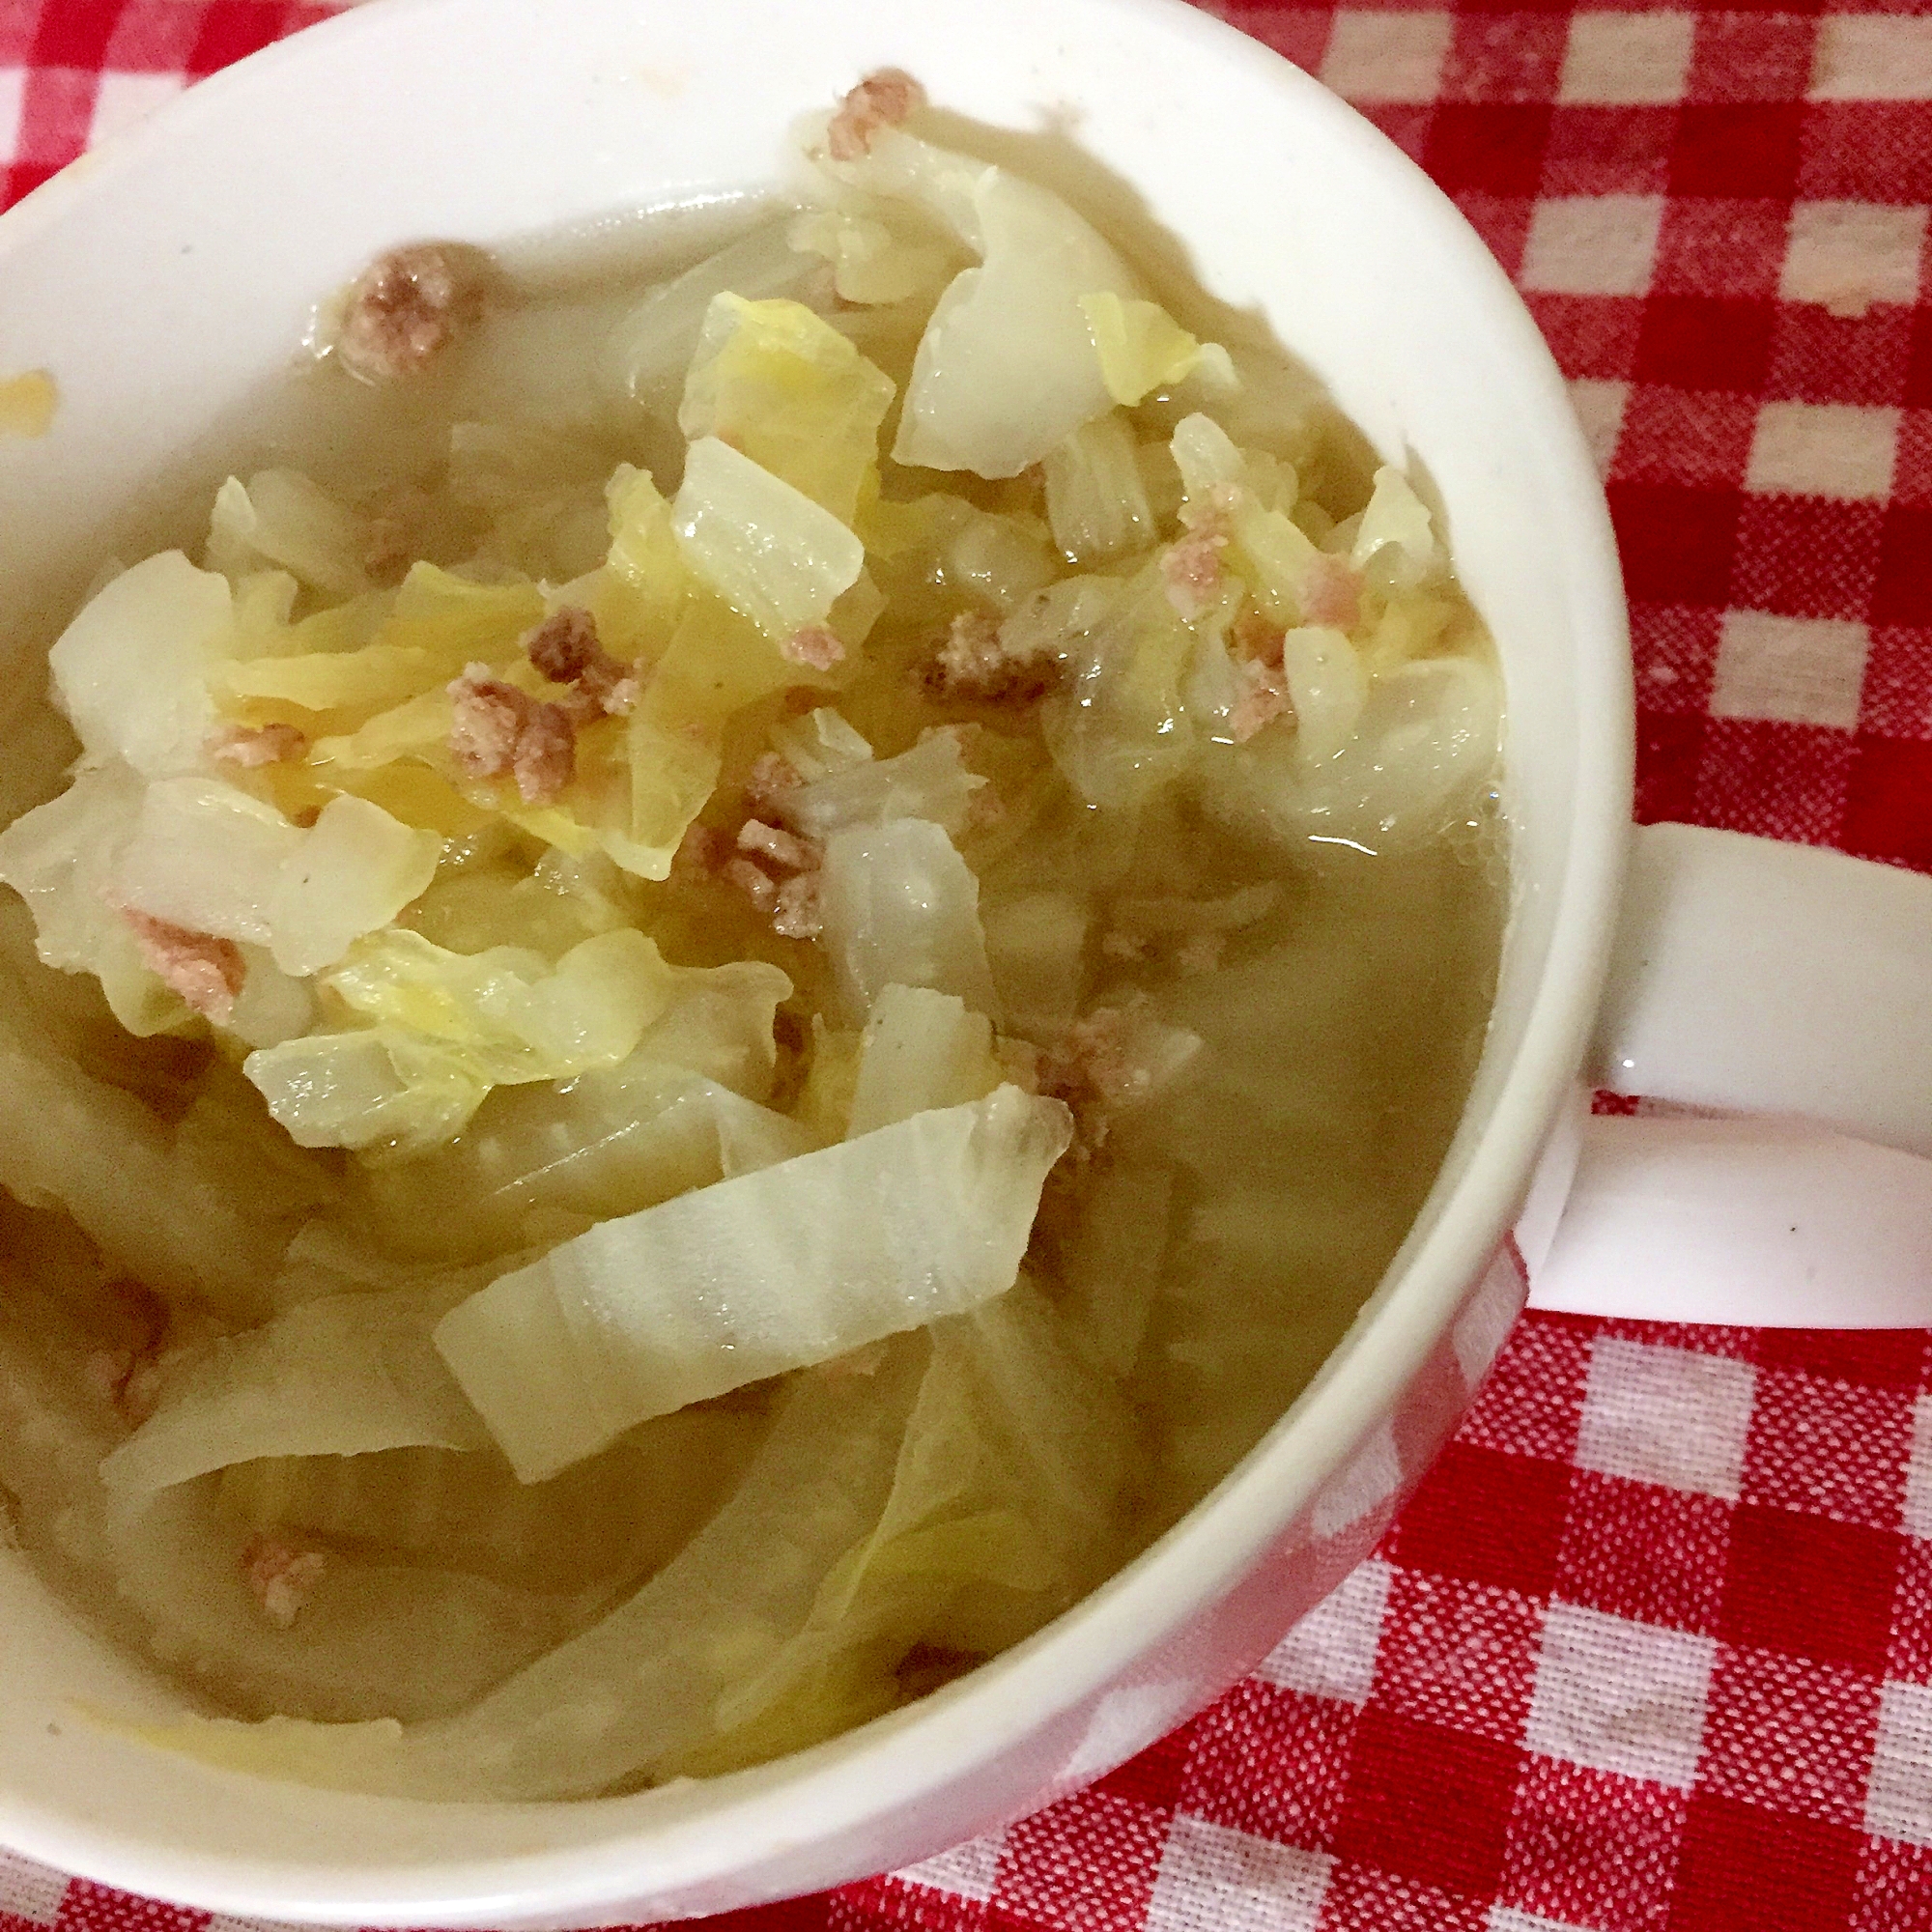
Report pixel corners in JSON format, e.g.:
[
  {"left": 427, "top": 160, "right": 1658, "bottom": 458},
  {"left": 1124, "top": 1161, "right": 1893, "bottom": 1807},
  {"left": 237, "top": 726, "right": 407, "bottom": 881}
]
[{"left": 0, "top": 76, "right": 1502, "bottom": 1799}]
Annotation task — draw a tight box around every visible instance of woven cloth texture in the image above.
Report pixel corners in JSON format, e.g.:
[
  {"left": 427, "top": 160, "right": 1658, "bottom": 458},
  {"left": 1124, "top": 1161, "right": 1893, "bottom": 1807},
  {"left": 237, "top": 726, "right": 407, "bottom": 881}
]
[{"left": 1, "top": 2, "right": 1929, "bottom": 1929}]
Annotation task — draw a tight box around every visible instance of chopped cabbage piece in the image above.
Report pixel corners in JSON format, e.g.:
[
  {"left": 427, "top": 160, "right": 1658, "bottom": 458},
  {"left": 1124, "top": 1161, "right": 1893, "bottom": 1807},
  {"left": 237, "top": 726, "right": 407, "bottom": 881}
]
[
  {"left": 0, "top": 968, "right": 300, "bottom": 1319},
  {"left": 787, "top": 204, "right": 956, "bottom": 306},
  {"left": 1080, "top": 293, "right": 1232, "bottom": 408},
  {"left": 205, "top": 471, "right": 372, "bottom": 599},
  {"left": 218, "top": 1405, "right": 767, "bottom": 1595},
  {"left": 782, "top": 727, "right": 983, "bottom": 840},
  {"left": 631, "top": 957, "right": 793, "bottom": 1097},
  {"left": 679, "top": 295, "right": 895, "bottom": 524},
  {"left": 1280, "top": 625, "right": 1370, "bottom": 768},
  {"left": 373, "top": 1059, "right": 813, "bottom": 1257},
  {"left": 669, "top": 437, "right": 866, "bottom": 642},
  {"left": 844, "top": 983, "right": 1000, "bottom": 1137},
  {"left": 1043, "top": 413, "right": 1155, "bottom": 566},
  {"left": 696, "top": 1282, "right": 1131, "bottom": 1758},
  {"left": 980, "top": 891, "right": 1089, "bottom": 1037},
  {"left": 768, "top": 706, "right": 873, "bottom": 782},
  {"left": 821, "top": 128, "right": 1139, "bottom": 475},
  {"left": 244, "top": 1028, "right": 493, "bottom": 1152},
  {"left": 323, "top": 928, "right": 675, "bottom": 1087},
  {"left": 48, "top": 552, "right": 231, "bottom": 779},
  {"left": 1350, "top": 464, "right": 1439, "bottom": 587},
  {"left": 113, "top": 778, "right": 298, "bottom": 945},
  {"left": 100, "top": 1284, "right": 491, "bottom": 1497},
  {"left": 1212, "top": 652, "right": 1501, "bottom": 850},
  {"left": 1043, "top": 566, "right": 1198, "bottom": 810},
  {"left": 150, "top": 1348, "right": 926, "bottom": 1795},
  {"left": 1169, "top": 412, "right": 1246, "bottom": 498},
  {"left": 0, "top": 761, "right": 189, "bottom": 1035},
  {"left": 113, "top": 783, "right": 440, "bottom": 978},
  {"left": 434, "top": 1085, "right": 1071, "bottom": 1481},
  {"left": 219, "top": 642, "right": 438, "bottom": 722},
  {"left": 372, "top": 564, "right": 545, "bottom": 670},
  {"left": 604, "top": 218, "right": 825, "bottom": 412},
  {"left": 597, "top": 465, "right": 690, "bottom": 660},
  {"left": 0, "top": 1292, "right": 600, "bottom": 1729},
  {"left": 611, "top": 590, "right": 826, "bottom": 878},
  {"left": 818, "top": 815, "right": 1000, "bottom": 1022}
]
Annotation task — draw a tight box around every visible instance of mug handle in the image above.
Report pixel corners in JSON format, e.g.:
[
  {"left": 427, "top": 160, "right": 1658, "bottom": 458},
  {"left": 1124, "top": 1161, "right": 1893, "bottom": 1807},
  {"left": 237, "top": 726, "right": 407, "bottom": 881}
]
[{"left": 1524, "top": 822, "right": 1932, "bottom": 1326}]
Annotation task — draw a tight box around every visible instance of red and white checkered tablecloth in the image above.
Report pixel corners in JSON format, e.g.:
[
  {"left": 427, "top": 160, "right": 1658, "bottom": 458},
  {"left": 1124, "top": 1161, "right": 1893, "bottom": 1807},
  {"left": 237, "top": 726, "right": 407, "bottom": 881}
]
[{"left": 2, "top": 2, "right": 1930, "bottom": 1928}]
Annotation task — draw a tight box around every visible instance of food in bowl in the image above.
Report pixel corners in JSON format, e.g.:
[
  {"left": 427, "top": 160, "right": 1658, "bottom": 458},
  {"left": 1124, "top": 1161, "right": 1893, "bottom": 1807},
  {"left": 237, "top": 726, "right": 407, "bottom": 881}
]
[{"left": 0, "top": 76, "right": 1503, "bottom": 1801}]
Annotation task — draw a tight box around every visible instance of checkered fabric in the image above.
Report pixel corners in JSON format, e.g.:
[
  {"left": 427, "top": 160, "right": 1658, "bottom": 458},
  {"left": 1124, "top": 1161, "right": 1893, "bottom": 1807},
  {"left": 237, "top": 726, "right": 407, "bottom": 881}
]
[{"left": 0, "top": 2, "right": 1929, "bottom": 1928}]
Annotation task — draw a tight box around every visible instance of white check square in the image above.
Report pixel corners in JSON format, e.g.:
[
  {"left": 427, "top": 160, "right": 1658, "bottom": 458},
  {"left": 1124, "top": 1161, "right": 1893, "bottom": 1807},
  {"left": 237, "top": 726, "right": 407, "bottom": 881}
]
[
  {"left": 1575, "top": 1338, "right": 1756, "bottom": 1500},
  {"left": 1711, "top": 611, "right": 1871, "bottom": 731},
  {"left": 1147, "top": 1817, "right": 1332, "bottom": 1932},
  {"left": 1559, "top": 13, "right": 1694, "bottom": 105},
  {"left": 1525, "top": 1603, "right": 1717, "bottom": 1790},
  {"left": 1521, "top": 197, "right": 1664, "bottom": 298},
  {"left": 1748, "top": 402, "right": 1899, "bottom": 502},
  {"left": 1813, "top": 18, "right": 1932, "bottom": 102},
  {"left": 1257, "top": 1558, "right": 1392, "bottom": 1707},
  {"left": 0, "top": 1851, "right": 66, "bottom": 1925},
  {"left": 895, "top": 1830, "right": 1005, "bottom": 1902},
  {"left": 0, "top": 69, "right": 25, "bottom": 167},
  {"left": 88, "top": 71, "right": 188, "bottom": 149},
  {"left": 1321, "top": 11, "right": 1453, "bottom": 103},
  {"left": 1868, "top": 1680, "right": 1932, "bottom": 1848},
  {"left": 1904, "top": 1395, "right": 1932, "bottom": 1544},
  {"left": 1568, "top": 379, "right": 1630, "bottom": 479},
  {"left": 1782, "top": 203, "right": 1927, "bottom": 318}
]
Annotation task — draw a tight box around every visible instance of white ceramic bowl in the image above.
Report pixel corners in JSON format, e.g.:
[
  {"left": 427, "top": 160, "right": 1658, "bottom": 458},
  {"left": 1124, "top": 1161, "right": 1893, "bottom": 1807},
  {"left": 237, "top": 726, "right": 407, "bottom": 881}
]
[{"left": 0, "top": 0, "right": 1631, "bottom": 1920}]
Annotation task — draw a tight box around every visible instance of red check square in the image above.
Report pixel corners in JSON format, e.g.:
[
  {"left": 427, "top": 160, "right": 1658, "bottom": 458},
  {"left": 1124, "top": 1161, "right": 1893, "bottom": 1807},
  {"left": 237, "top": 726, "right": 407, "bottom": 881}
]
[
  {"left": 1699, "top": 1649, "right": 1884, "bottom": 1828},
  {"left": 1332, "top": 1710, "right": 1524, "bottom": 1904},
  {"left": 1425, "top": 102, "right": 1552, "bottom": 196},
  {"left": 1843, "top": 734, "right": 1932, "bottom": 869},
  {"left": 1608, "top": 483, "right": 1742, "bottom": 608},
  {"left": 1499, "top": 1758, "right": 1689, "bottom": 1932},
  {"left": 1636, "top": 296, "right": 1777, "bottom": 393},
  {"left": 1555, "top": 1471, "right": 1732, "bottom": 1636},
  {"left": 1719, "top": 1504, "right": 1903, "bottom": 1674},
  {"left": 1741, "top": 1369, "right": 1914, "bottom": 1531},
  {"left": 1179, "top": 1682, "right": 1357, "bottom": 1852},
  {"left": 1666, "top": 1794, "right": 1863, "bottom": 1932},
  {"left": 1731, "top": 497, "right": 1885, "bottom": 623},
  {"left": 1670, "top": 103, "right": 1804, "bottom": 199},
  {"left": 1369, "top": 1571, "right": 1545, "bottom": 1747},
  {"left": 1388, "top": 1444, "right": 1573, "bottom": 1599},
  {"left": 1692, "top": 718, "right": 1856, "bottom": 844}
]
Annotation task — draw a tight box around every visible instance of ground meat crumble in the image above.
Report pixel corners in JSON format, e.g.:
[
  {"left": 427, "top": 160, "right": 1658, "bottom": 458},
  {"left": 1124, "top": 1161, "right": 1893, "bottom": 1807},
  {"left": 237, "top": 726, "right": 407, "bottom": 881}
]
[
  {"left": 1300, "top": 554, "right": 1363, "bottom": 632},
  {"left": 1227, "top": 607, "right": 1293, "bottom": 744},
  {"left": 121, "top": 909, "right": 245, "bottom": 1024},
  {"left": 726, "top": 818, "right": 824, "bottom": 939},
  {"left": 921, "top": 611, "right": 1062, "bottom": 706},
  {"left": 525, "top": 607, "right": 638, "bottom": 717},
  {"left": 334, "top": 242, "right": 488, "bottom": 385},
  {"left": 826, "top": 69, "right": 925, "bottom": 161},
  {"left": 83, "top": 1282, "right": 172, "bottom": 1427},
  {"left": 744, "top": 752, "right": 804, "bottom": 817},
  {"left": 209, "top": 722, "right": 308, "bottom": 769},
  {"left": 241, "top": 1536, "right": 327, "bottom": 1630},
  {"left": 1160, "top": 527, "right": 1228, "bottom": 620},
  {"left": 781, "top": 624, "right": 845, "bottom": 672},
  {"left": 1228, "top": 658, "right": 1291, "bottom": 744},
  {"left": 447, "top": 664, "right": 577, "bottom": 805}
]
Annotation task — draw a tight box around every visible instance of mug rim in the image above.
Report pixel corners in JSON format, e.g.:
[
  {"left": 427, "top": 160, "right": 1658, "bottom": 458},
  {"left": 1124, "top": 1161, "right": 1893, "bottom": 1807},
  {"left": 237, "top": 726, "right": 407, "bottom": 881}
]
[{"left": 0, "top": 0, "right": 1634, "bottom": 1917}]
